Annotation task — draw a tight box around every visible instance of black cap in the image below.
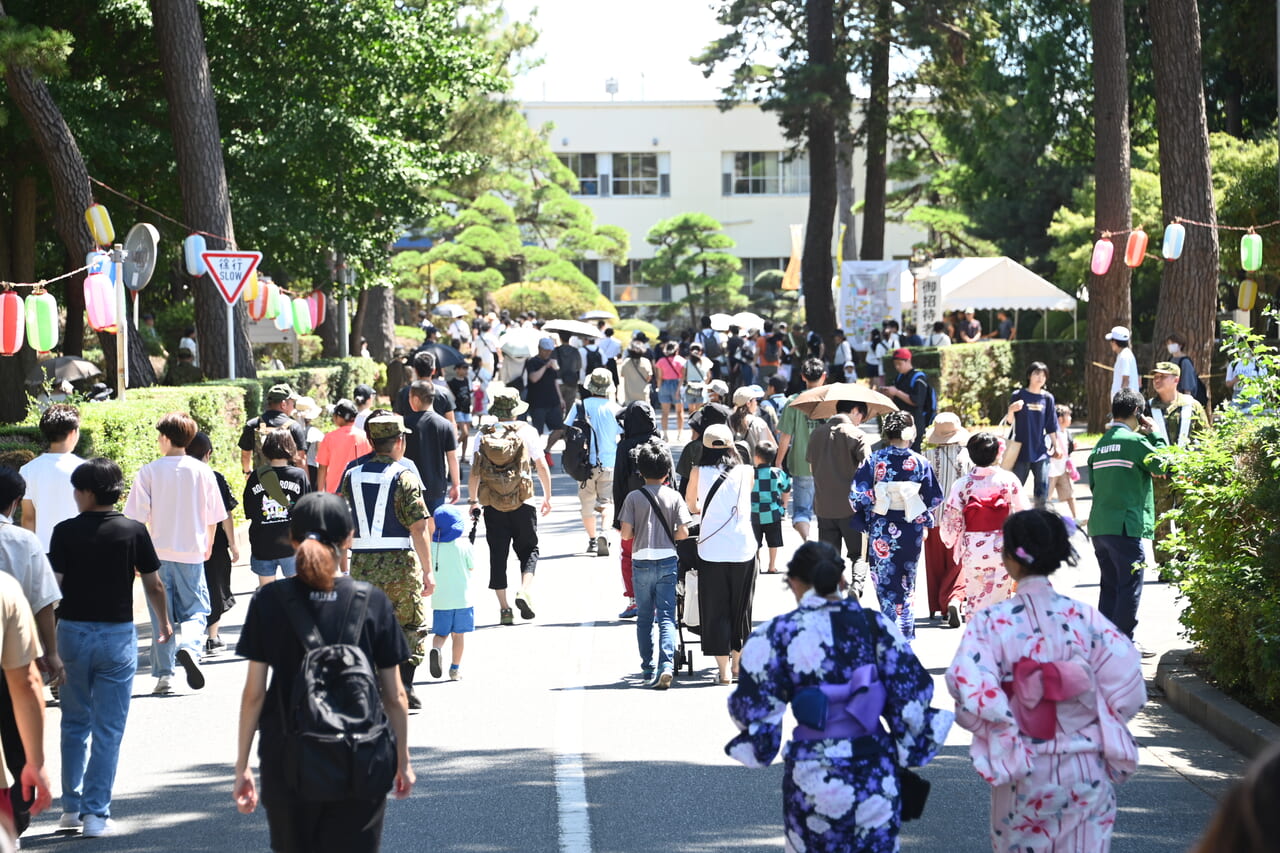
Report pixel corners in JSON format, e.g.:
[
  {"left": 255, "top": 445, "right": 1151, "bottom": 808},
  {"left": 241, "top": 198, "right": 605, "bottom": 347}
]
[
  {"left": 290, "top": 492, "right": 353, "bottom": 547},
  {"left": 353, "top": 383, "right": 375, "bottom": 403}
]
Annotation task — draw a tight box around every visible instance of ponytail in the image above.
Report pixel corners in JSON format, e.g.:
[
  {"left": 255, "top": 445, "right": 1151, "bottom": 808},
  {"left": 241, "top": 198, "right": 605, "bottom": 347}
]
[{"left": 294, "top": 539, "right": 337, "bottom": 592}]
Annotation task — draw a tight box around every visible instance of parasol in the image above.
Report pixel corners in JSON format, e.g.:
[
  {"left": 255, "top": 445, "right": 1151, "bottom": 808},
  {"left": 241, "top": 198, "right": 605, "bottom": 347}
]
[
  {"left": 789, "top": 382, "right": 899, "bottom": 420},
  {"left": 542, "top": 319, "right": 602, "bottom": 338}
]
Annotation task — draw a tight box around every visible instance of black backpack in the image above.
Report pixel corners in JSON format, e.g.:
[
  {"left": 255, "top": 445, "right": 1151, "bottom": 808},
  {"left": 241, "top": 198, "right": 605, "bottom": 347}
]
[
  {"left": 763, "top": 335, "right": 781, "bottom": 363},
  {"left": 585, "top": 348, "right": 604, "bottom": 374},
  {"left": 909, "top": 370, "right": 938, "bottom": 425},
  {"left": 699, "top": 329, "right": 724, "bottom": 360},
  {"left": 278, "top": 581, "right": 398, "bottom": 802},
  {"left": 562, "top": 401, "right": 596, "bottom": 483},
  {"left": 1178, "top": 355, "right": 1209, "bottom": 407}
]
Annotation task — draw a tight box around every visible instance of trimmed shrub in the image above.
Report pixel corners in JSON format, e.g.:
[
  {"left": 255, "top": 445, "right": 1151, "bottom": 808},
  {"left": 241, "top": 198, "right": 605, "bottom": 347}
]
[
  {"left": 256, "top": 357, "right": 382, "bottom": 406},
  {"left": 493, "top": 281, "right": 615, "bottom": 320},
  {"left": 1165, "top": 322, "right": 1280, "bottom": 709}
]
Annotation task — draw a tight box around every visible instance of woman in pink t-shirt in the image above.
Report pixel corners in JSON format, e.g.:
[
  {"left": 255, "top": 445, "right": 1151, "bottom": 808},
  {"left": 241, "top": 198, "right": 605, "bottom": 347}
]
[{"left": 655, "top": 342, "right": 686, "bottom": 439}]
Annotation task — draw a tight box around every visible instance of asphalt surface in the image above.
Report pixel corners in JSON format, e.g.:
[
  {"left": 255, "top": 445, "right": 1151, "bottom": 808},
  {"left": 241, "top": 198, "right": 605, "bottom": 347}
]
[{"left": 17, "top": 437, "right": 1247, "bottom": 852}]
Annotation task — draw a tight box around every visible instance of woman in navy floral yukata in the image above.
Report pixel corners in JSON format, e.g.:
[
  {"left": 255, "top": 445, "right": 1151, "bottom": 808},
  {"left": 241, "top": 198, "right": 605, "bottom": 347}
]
[
  {"left": 727, "top": 542, "right": 953, "bottom": 852},
  {"left": 850, "top": 411, "right": 943, "bottom": 641}
]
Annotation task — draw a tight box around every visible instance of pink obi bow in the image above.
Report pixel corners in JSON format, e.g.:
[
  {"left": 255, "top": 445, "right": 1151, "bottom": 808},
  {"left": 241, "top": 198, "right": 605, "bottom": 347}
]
[{"left": 1001, "top": 658, "right": 1095, "bottom": 741}]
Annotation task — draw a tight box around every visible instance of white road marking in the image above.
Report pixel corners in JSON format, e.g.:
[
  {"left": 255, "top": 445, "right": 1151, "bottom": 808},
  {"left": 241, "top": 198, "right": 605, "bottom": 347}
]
[{"left": 555, "top": 620, "right": 595, "bottom": 853}]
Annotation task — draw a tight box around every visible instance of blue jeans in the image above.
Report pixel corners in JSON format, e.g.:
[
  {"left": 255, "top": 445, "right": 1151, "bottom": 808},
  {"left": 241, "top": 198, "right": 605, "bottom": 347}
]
[
  {"left": 633, "top": 557, "right": 678, "bottom": 674},
  {"left": 58, "top": 620, "right": 136, "bottom": 818},
  {"left": 789, "top": 476, "right": 815, "bottom": 524},
  {"left": 1094, "top": 534, "right": 1145, "bottom": 638},
  {"left": 148, "top": 560, "right": 210, "bottom": 677},
  {"left": 250, "top": 555, "right": 297, "bottom": 578},
  {"left": 1012, "top": 456, "right": 1051, "bottom": 506}
]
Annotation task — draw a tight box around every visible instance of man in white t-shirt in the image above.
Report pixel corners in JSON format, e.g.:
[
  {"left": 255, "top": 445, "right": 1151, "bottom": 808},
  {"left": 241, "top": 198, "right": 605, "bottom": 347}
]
[
  {"left": 466, "top": 390, "right": 553, "bottom": 627},
  {"left": 20, "top": 404, "right": 85, "bottom": 554},
  {"left": 1106, "top": 325, "right": 1140, "bottom": 398},
  {"left": 124, "top": 412, "right": 228, "bottom": 695}
]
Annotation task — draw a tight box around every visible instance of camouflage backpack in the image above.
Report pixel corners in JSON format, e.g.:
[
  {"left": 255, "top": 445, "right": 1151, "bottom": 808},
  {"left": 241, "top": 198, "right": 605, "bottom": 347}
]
[{"left": 474, "top": 423, "right": 534, "bottom": 512}]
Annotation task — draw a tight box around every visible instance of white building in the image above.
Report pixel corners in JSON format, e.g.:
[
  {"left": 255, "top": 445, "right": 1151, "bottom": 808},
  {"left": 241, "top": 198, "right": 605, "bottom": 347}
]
[{"left": 520, "top": 99, "right": 925, "bottom": 307}]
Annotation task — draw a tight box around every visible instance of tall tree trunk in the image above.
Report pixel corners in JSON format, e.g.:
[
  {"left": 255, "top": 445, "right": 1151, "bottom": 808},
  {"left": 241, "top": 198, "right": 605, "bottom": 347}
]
[
  {"left": 349, "top": 287, "right": 369, "bottom": 357},
  {"left": 0, "top": 175, "right": 38, "bottom": 421},
  {"left": 1086, "top": 0, "right": 1133, "bottom": 432},
  {"left": 315, "top": 290, "right": 342, "bottom": 357},
  {"left": 1149, "top": 0, "right": 1218, "bottom": 403},
  {"left": 151, "top": 0, "right": 255, "bottom": 380},
  {"left": 361, "top": 285, "right": 396, "bottom": 362},
  {"left": 859, "top": 0, "right": 892, "bottom": 261},
  {"left": 835, "top": 133, "right": 859, "bottom": 264},
  {"left": 10, "top": 176, "right": 35, "bottom": 283},
  {"left": 801, "top": 0, "right": 838, "bottom": 341}
]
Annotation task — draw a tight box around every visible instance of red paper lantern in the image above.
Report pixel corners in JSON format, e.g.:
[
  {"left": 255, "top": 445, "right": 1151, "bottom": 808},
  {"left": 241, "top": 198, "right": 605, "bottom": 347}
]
[
  {"left": 309, "top": 291, "right": 326, "bottom": 329},
  {"left": 0, "top": 291, "right": 25, "bottom": 356},
  {"left": 1124, "top": 229, "right": 1148, "bottom": 267},
  {"left": 247, "top": 282, "right": 271, "bottom": 321},
  {"left": 84, "top": 272, "right": 117, "bottom": 332}
]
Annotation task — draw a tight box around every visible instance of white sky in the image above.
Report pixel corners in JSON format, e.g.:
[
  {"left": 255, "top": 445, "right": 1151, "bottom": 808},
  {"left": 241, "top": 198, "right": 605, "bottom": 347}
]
[{"left": 504, "top": 0, "right": 733, "bottom": 102}]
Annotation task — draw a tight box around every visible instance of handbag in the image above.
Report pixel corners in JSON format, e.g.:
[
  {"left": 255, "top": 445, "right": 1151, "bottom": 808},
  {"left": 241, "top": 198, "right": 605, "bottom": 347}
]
[{"left": 999, "top": 425, "right": 1021, "bottom": 471}]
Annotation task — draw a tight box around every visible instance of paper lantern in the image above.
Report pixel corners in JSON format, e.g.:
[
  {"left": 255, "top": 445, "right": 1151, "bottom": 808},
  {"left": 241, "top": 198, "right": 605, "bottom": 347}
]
[
  {"left": 84, "top": 204, "right": 115, "bottom": 247},
  {"left": 84, "top": 272, "right": 116, "bottom": 332},
  {"left": 1124, "top": 229, "right": 1148, "bottom": 267},
  {"left": 241, "top": 270, "right": 259, "bottom": 302},
  {"left": 292, "top": 297, "right": 313, "bottom": 334},
  {"left": 0, "top": 292, "right": 24, "bottom": 356},
  {"left": 274, "top": 290, "right": 294, "bottom": 331},
  {"left": 309, "top": 290, "right": 326, "bottom": 328},
  {"left": 1090, "top": 238, "right": 1114, "bottom": 276},
  {"left": 247, "top": 282, "right": 271, "bottom": 321},
  {"left": 85, "top": 250, "right": 119, "bottom": 286},
  {"left": 1241, "top": 232, "right": 1263, "bottom": 271},
  {"left": 1162, "top": 223, "right": 1186, "bottom": 261},
  {"left": 1239, "top": 278, "right": 1258, "bottom": 312},
  {"left": 183, "top": 234, "right": 207, "bottom": 276},
  {"left": 263, "top": 283, "right": 280, "bottom": 319},
  {"left": 25, "top": 290, "right": 58, "bottom": 352}
]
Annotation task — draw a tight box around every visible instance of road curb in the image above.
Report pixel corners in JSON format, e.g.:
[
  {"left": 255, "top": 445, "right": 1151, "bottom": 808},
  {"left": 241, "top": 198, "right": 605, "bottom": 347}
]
[{"left": 1155, "top": 648, "right": 1280, "bottom": 759}]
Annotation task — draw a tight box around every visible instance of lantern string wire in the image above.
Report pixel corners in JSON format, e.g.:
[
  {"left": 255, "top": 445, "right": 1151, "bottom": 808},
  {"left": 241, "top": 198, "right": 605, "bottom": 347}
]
[
  {"left": 1101, "top": 216, "right": 1280, "bottom": 239},
  {"left": 88, "top": 176, "right": 236, "bottom": 248},
  {"left": 0, "top": 263, "right": 92, "bottom": 290}
]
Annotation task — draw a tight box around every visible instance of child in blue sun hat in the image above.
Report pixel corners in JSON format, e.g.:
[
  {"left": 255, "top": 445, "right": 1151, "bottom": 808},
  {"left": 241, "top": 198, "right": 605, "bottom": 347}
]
[{"left": 429, "top": 504, "right": 474, "bottom": 681}]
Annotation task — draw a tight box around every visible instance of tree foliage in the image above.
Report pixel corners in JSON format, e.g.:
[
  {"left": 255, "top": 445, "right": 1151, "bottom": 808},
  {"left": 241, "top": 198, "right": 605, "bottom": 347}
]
[{"left": 642, "top": 212, "right": 745, "bottom": 327}]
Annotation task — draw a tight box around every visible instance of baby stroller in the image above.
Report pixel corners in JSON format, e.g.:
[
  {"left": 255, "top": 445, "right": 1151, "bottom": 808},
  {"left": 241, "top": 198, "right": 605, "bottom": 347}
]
[{"left": 673, "top": 525, "right": 702, "bottom": 675}]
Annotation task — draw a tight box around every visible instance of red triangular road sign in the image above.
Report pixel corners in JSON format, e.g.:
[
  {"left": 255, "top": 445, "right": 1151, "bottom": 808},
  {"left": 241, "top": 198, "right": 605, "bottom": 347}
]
[{"left": 202, "top": 251, "right": 263, "bottom": 305}]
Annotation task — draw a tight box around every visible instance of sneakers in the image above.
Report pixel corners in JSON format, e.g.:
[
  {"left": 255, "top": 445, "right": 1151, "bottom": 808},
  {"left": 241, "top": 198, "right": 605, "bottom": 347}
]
[
  {"left": 82, "top": 815, "right": 117, "bottom": 838},
  {"left": 619, "top": 598, "right": 637, "bottom": 619},
  {"left": 1135, "top": 641, "right": 1158, "bottom": 659},
  {"left": 429, "top": 648, "right": 443, "bottom": 679},
  {"left": 205, "top": 637, "right": 226, "bottom": 657},
  {"left": 654, "top": 670, "right": 674, "bottom": 690},
  {"left": 946, "top": 602, "right": 962, "bottom": 629},
  {"left": 587, "top": 538, "right": 598, "bottom": 556},
  {"left": 176, "top": 648, "right": 205, "bottom": 690},
  {"left": 514, "top": 591, "right": 535, "bottom": 620},
  {"left": 405, "top": 689, "right": 422, "bottom": 710},
  {"left": 499, "top": 608, "right": 514, "bottom": 626},
  {"left": 449, "top": 667, "right": 461, "bottom": 681},
  {"left": 57, "top": 813, "right": 83, "bottom": 833},
  {"left": 152, "top": 676, "right": 173, "bottom": 695},
  {"left": 596, "top": 536, "right": 610, "bottom": 557}
]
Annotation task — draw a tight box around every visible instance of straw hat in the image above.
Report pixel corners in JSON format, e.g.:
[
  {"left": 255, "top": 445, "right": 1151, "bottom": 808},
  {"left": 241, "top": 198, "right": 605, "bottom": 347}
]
[{"left": 923, "top": 412, "right": 968, "bottom": 446}]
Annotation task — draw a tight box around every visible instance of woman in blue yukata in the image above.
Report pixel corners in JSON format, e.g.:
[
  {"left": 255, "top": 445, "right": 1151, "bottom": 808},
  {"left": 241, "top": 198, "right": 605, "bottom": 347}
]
[
  {"left": 727, "top": 542, "right": 953, "bottom": 853},
  {"left": 850, "top": 411, "right": 943, "bottom": 641}
]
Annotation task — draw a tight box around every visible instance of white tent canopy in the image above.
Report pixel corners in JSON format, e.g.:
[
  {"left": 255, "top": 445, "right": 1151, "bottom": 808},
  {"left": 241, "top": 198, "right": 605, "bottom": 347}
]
[{"left": 900, "top": 257, "right": 1078, "bottom": 312}]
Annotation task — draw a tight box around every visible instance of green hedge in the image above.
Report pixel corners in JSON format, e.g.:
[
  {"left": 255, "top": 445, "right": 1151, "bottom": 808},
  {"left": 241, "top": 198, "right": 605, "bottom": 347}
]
[
  {"left": 891, "top": 340, "right": 1086, "bottom": 425},
  {"left": 258, "top": 357, "right": 383, "bottom": 405}
]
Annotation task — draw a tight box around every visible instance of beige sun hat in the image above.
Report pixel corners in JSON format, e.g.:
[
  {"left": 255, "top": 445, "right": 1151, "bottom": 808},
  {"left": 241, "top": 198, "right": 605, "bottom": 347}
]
[{"left": 924, "top": 412, "right": 969, "bottom": 446}]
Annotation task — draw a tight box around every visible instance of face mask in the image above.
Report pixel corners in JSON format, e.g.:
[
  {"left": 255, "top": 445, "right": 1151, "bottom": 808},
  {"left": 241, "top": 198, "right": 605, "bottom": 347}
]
[{"left": 1167, "top": 343, "right": 1180, "bottom": 354}]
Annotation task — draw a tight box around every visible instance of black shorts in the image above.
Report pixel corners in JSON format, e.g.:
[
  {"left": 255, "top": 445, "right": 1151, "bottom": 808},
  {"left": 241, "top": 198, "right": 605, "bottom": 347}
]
[{"left": 752, "top": 518, "right": 783, "bottom": 548}]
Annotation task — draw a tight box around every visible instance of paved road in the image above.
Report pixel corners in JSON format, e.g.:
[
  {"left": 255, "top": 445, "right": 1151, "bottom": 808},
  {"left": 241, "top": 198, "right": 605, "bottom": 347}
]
[{"left": 19, "top": 444, "right": 1245, "bottom": 852}]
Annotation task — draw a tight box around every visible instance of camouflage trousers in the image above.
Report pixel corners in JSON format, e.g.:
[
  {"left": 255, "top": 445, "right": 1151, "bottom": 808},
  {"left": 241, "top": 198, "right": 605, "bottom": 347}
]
[{"left": 350, "top": 549, "right": 426, "bottom": 666}]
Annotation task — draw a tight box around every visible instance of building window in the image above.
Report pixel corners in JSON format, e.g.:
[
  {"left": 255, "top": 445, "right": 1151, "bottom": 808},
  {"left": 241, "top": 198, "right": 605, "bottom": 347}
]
[
  {"left": 559, "top": 153, "right": 599, "bottom": 196},
  {"left": 612, "top": 153, "right": 661, "bottom": 196},
  {"left": 728, "top": 152, "right": 810, "bottom": 195},
  {"left": 740, "top": 257, "right": 787, "bottom": 291},
  {"left": 615, "top": 259, "right": 644, "bottom": 285}
]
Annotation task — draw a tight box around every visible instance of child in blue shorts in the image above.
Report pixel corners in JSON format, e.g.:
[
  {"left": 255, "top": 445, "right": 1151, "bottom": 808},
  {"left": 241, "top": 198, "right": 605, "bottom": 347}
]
[{"left": 429, "top": 504, "right": 474, "bottom": 681}]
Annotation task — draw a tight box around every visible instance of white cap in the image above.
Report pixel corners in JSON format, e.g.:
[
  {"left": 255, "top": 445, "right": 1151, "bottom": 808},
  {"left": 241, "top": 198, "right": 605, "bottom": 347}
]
[{"left": 1105, "top": 325, "right": 1131, "bottom": 342}]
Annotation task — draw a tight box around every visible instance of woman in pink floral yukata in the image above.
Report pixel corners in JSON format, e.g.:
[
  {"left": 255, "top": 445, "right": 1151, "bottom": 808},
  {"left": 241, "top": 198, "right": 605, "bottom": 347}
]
[
  {"left": 938, "top": 432, "right": 1027, "bottom": 627},
  {"left": 946, "top": 509, "right": 1146, "bottom": 852}
]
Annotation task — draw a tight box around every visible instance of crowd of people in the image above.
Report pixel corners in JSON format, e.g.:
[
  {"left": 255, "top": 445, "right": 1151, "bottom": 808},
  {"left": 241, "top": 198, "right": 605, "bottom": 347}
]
[{"left": 0, "top": 305, "right": 1267, "bottom": 852}]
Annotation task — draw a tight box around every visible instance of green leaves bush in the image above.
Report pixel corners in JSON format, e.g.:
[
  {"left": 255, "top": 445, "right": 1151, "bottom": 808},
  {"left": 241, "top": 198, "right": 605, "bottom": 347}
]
[{"left": 1164, "top": 321, "right": 1280, "bottom": 709}]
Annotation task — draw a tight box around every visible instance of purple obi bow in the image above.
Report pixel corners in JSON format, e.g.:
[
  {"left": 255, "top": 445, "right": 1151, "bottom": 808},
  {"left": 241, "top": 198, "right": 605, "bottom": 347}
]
[
  {"left": 793, "top": 665, "right": 887, "bottom": 741},
  {"left": 1001, "top": 657, "right": 1094, "bottom": 741}
]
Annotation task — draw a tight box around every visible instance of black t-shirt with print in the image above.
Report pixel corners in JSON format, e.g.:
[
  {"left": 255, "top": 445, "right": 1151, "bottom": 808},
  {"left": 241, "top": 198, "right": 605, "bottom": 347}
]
[
  {"left": 243, "top": 464, "right": 311, "bottom": 559},
  {"left": 236, "top": 576, "right": 409, "bottom": 763},
  {"left": 49, "top": 511, "right": 160, "bottom": 623},
  {"left": 524, "top": 356, "right": 561, "bottom": 408}
]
